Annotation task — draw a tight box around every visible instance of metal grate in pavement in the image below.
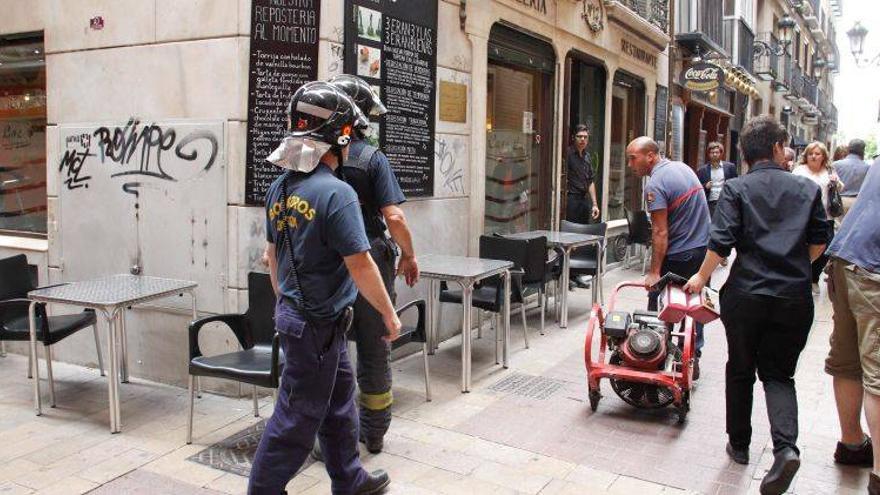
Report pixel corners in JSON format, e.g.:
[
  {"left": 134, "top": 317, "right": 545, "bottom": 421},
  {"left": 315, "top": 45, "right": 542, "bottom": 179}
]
[
  {"left": 187, "top": 419, "right": 314, "bottom": 477},
  {"left": 489, "top": 373, "right": 564, "bottom": 400}
]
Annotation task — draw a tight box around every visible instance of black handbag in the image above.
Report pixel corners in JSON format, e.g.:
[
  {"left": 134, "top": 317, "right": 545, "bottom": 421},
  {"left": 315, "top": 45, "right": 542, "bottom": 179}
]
[{"left": 828, "top": 181, "right": 844, "bottom": 218}]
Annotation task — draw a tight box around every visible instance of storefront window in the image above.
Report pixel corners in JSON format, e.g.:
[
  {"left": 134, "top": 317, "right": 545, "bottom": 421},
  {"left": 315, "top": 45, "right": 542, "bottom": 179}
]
[
  {"left": 608, "top": 71, "right": 645, "bottom": 221},
  {"left": 0, "top": 33, "right": 46, "bottom": 236},
  {"left": 484, "top": 25, "right": 554, "bottom": 235}
]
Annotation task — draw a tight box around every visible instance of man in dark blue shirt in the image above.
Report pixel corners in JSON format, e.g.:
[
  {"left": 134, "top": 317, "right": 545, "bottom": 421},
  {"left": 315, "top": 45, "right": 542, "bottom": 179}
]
[
  {"left": 249, "top": 82, "right": 400, "bottom": 495},
  {"left": 685, "top": 115, "right": 829, "bottom": 495},
  {"left": 328, "top": 74, "right": 419, "bottom": 453}
]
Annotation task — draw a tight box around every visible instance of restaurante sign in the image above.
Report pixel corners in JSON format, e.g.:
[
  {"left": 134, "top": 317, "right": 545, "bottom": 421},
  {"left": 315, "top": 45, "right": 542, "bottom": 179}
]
[{"left": 681, "top": 62, "right": 724, "bottom": 92}]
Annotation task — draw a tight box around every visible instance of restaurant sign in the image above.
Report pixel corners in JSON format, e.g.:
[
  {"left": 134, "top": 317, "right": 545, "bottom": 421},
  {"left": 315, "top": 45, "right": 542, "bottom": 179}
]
[{"left": 681, "top": 62, "right": 724, "bottom": 92}]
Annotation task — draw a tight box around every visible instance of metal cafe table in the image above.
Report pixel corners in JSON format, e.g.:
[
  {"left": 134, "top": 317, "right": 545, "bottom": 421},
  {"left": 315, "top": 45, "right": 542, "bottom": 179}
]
[
  {"left": 419, "top": 254, "right": 513, "bottom": 393},
  {"left": 27, "top": 274, "right": 198, "bottom": 433},
  {"left": 504, "top": 230, "right": 604, "bottom": 328}
]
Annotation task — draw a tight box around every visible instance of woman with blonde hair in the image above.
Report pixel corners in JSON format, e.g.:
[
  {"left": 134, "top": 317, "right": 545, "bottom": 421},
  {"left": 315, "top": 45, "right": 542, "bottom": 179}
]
[{"left": 793, "top": 141, "right": 844, "bottom": 294}]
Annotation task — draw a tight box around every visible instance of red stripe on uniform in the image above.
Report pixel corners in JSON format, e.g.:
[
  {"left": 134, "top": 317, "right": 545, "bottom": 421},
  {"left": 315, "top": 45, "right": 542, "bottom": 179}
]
[{"left": 669, "top": 186, "right": 703, "bottom": 211}]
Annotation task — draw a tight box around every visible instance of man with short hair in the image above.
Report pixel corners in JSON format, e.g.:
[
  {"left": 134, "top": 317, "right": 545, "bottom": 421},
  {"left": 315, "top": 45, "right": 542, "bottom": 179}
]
[
  {"left": 824, "top": 157, "right": 880, "bottom": 495},
  {"left": 626, "top": 136, "right": 711, "bottom": 378},
  {"left": 833, "top": 138, "right": 871, "bottom": 217},
  {"left": 697, "top": 142, "right": 738, "bottom": 217},
  {"left": 566, "top": 124, "right": 600, "bottom": 224},
  {"left": 696, "top": 142, "right": 738, "bottom": 266},
  {"left": 684, "top": 115, "right": 829, "bottom": 495}
]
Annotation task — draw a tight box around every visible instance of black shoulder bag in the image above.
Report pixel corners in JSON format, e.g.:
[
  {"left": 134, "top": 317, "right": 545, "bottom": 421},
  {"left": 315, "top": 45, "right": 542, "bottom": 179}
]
[{"left": 828, "top": 181, "right": 844, "bottom": 218}]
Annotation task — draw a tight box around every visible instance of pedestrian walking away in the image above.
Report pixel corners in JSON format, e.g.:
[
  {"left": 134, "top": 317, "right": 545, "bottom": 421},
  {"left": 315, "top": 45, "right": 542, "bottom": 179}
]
[
  {"left": 248, "top": 81, "right": 400, "bottom": 495},
  {"left": 832, "top": 138, "right": 870, "bottom": 217},
  {"left": 626, "top": 136, "right": 711, "bottom": 379},
  {"left": 684, "top": 115, "right": 830, "bottom": 495},
  {"left": 792, "top": 141, "right": 843, "bottom": 294},
  {"left": 327, "top": 74, "right": 420, "bottom": 455},
  {"left": 824, "top": 159, "right": 880, "bottom": 494}
]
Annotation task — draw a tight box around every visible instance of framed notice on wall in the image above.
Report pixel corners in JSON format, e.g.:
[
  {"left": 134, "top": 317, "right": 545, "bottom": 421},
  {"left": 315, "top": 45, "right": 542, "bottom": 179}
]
[
  {"left": 653, "top": 85, "right": 668, "bottom": 149},
  {"left": 344, "top": 0, "right": 438, "bottom": 197},
  {"left": 244, "top": 0, "right": 321, "bottom": 206}
]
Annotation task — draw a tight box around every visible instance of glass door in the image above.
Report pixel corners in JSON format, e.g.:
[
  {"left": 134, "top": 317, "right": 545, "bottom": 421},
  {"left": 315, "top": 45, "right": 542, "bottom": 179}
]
[{"left": 484, "top": 61, "right": 552, "bottom": 234}]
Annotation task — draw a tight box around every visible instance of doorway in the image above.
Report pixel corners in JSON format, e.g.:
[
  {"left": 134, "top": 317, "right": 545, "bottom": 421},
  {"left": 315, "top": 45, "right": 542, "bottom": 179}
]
[
  {"left": 564, "top": 55, "right": 606, "bottom": 223},
  {"left": 484, "top": 24, "right": 555, "bottom": 234},
  {"left": 608, "top": 71, "right": 645, "bottom": 221}
]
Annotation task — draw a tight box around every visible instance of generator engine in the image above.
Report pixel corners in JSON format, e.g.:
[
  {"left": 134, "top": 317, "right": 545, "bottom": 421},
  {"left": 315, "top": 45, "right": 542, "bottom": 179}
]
[{"left": 603, "top": 311, "right": 669, "bottom": 371}]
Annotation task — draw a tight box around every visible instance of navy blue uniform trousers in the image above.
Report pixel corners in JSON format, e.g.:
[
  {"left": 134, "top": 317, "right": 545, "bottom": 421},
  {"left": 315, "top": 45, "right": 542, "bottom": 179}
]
[{"left": 249, "top": 300, "right": 366, "bottom": 495}]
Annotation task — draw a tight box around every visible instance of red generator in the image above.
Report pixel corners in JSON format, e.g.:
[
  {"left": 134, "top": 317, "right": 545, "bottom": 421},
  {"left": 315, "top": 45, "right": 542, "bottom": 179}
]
[{"left": 584, "top": 275, "right": 718, "bottom": 424}]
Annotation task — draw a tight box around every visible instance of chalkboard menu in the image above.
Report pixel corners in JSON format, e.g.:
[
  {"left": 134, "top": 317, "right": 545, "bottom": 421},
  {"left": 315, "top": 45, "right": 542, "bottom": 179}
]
[
  {"left": 244, "top": 0, "right": 321, "bottom": 205},
  {"left": 344, "top": 0, "right": 438, "bottom": 197},
  {"left": 653, "top": 85, "right": 668, "bottom": 146}
]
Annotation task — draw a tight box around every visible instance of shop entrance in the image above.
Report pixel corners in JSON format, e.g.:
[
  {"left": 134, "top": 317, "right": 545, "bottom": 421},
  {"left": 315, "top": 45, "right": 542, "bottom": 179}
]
[
  {"left": 484, "top": 24, "right": 555, "bottom": 234},
  {"left": 563, "top": 54, "right": 606, "bottom": 223},
  {"left": 608, "top": 71, "right": 645, "bottom": 221}
]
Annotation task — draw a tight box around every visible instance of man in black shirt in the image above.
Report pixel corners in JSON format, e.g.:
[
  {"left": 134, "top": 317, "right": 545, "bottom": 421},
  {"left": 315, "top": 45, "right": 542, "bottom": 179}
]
[
  {"left": 565, "top": 124, "right": 600, "bottom": 223},
  {"left": 684, "top": 115, "right": 829, "bottom": 495}
]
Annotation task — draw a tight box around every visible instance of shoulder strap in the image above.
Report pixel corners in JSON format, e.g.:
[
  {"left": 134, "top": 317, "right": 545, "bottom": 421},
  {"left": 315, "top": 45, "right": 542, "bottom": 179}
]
[{"left": 279, "top": 173, "right": 311, "bottom": 315}]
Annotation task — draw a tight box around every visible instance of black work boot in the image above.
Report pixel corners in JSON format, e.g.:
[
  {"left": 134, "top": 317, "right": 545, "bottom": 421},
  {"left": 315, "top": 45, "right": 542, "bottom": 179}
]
[
  {"left": 834, "top": 436, "right": 873, "bottom": 467},
  {"left": 360, "top": 435, "right": 384, "bottom": 454},
  {"left": 354, "top": 469, "right": 390, "bottom": 494},
  {"left": 760, "top": 448, "right": 800, "bottom": 495},
  {"left": 726, "top": 442, "right": 749, "bottom": 465}
]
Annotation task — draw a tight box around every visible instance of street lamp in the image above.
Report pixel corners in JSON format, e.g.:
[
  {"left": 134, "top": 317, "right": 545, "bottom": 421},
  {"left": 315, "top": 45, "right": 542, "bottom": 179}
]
[
  {"left": 754, "top": 14, "right": 796, "bottom": 58},
  {"left": 847, "top": 21, "right": 880, "bottom": 67},
  {"left": 812, "top": 58, "right": 826, "bottom": 79}
]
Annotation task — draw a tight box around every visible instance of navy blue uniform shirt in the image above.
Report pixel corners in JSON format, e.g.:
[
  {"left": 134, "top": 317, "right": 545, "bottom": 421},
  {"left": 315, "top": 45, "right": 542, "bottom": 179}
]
[
  {"left": 340, "top": 138, "right": 406, "bottom": 239},
  {"left": 709, "top": 161, "right": 830, "bottom": 299},
  {"left": 265, "top": 164, "right": 370, "bottom": 321}
]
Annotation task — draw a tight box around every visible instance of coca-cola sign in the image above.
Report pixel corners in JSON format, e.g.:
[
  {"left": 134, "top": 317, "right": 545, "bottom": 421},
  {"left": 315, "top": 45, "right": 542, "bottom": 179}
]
[{"left": 681, "top": 62, "right": 724, "bottom": 92}]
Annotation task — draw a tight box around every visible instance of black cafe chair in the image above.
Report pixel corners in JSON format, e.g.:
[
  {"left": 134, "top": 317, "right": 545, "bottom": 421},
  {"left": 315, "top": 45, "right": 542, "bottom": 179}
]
[
  {"left": 187, "top": 272, "right": 279, "bottom": 444},
  {"left": 390, "top": 299, "right": 431, "bottom": 401},
  {"left": 439, "top": 235, "right": 544, "bottom": 350},
  {"left": 0, "top": 254, "right": 103, "bottom": 408},
  {"left": 624, "top": 209, "right": 652, "bottom": 274},
  {"left": 561, "top": 220, "right": 607, "bottom": 305}
]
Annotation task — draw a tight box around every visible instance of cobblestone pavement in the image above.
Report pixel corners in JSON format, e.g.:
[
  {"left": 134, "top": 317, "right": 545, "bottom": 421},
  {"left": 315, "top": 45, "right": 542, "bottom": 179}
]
[{"left": 0, "top": 263, "right": 868, "bottom": 494}]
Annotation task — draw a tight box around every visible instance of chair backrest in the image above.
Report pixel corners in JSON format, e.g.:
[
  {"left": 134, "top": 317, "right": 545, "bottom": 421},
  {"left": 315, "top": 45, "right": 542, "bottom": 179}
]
[
  {"left": 245, "top": 272, "right": 277, "bottom": 347},
  {"left": 0, "top": 254, "right": 35, "bottom": 301},
  {"left": 479, "top": 235, "right": 546, "bottom": 284},
  {"left": 560, "top": 220, "right": 607, "bottom": 260},
  {"left": 625, "top": 209, "right": 652, "bottom": 244}
]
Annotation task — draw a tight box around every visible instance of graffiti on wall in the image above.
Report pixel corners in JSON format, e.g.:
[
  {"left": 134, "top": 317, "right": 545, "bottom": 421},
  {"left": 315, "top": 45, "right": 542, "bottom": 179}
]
[
  {"left": 58, "top": 118, "right": 220, "bottom": 195},
  {"left": 433, "top": 134, "right": 466, "bottom": 198}
]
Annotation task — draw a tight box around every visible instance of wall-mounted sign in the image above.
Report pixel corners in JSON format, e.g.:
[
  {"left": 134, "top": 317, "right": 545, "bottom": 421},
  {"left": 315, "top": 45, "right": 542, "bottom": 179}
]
[
  {"left": 439, "top": 80, "right": 467, "bottom": 123},
  {"left": 244, "top": 0, "right": 321, "bottom": 205},
  {"left": 344, "top": 0, "right": 438, "bottom": 197},
  {"left": 654, "top": 85, "right": 668, "bottom": 144},
  {"left": 621, "top": 39, "right": 656, "bottom": 68},
  {"left": 514, "top": 0, "right": 547, "bottom": 15},
  {"left": 681, "top": 62, "right": 724, "bottom": 92}
]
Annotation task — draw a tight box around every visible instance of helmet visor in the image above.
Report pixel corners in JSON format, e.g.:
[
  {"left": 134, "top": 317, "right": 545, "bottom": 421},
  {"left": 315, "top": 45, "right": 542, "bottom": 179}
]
[{"left": 289, "top": 99, "right": 335, "bottom": 136}]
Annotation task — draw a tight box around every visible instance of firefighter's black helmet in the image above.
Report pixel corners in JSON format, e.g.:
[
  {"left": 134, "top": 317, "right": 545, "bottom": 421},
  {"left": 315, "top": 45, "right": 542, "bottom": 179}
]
[
  {"left": 327, "top": 74, "right": 388, "bottom": 119},
  {"left": 286, "top": 81, "right": 368, "bottom": 148}
]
